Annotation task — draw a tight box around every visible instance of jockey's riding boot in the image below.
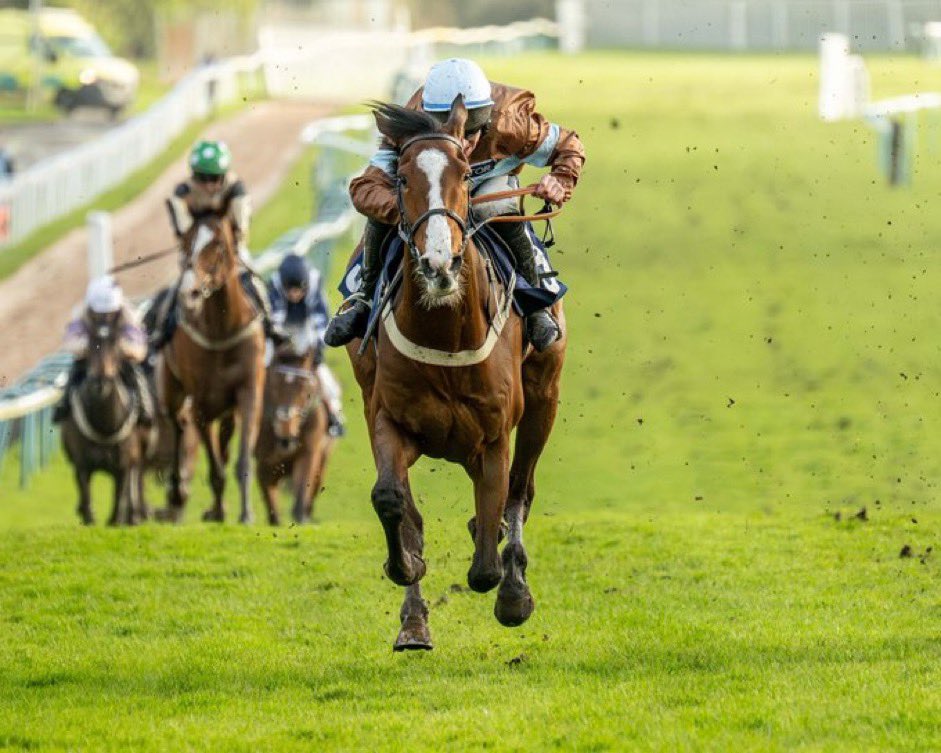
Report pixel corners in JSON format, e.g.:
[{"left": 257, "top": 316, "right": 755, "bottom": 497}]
[
  {"left": 491, "top": 219, "right": 561, "bottom": 352},
  {"left": 148, "top": 285, "right": 177, "bottom": 352},
  {"left": 52, "top": 360, "right": 87, "bottom": 424},
  {"left": 242, "top": 271, "right": 287, "bottom": 346},
  {"left": 323, "top": 218, "right": 392, "bottom": 347},
  {"left": 326, "top": 404, "right": 346, "bottom": 438}
]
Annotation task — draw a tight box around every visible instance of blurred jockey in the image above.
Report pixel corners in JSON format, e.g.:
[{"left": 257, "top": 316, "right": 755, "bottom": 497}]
[
  {"left": 150, "top": 139, "right": 280, "bottom": 349},
  {"left": 324, "top": 57, "right": 586, "bottom": 352},
  {"left": 268, "top": 253, "right": 346, "bottom": 438},
  {"left": 53, "top": 276, "right": 154, "bottom": 427}
]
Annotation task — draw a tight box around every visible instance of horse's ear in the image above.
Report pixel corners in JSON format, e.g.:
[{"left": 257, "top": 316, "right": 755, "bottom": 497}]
[
  {"left": 444, "top": 94, "right": 467, "bottom": 139},
  {"left": 370, "top": 101, "right": 395, "bottom": 141}
]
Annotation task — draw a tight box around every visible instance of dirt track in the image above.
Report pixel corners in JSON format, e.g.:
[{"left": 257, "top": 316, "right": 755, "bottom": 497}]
[{"left": 0, "top": 101, "right": 328, "bottom": 385}]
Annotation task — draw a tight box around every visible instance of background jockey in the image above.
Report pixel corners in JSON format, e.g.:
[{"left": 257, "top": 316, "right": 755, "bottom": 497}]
[
  {"left": 150, "top": 140, "right": 279, "bottom": 349},
  {"left": 53, "top": 276, "right": 154, "bottom": 427},
  {"left": 268, "top": 253, "right": 346, "bottom": 437},
  {"left": 323, "top": 57, "right": 586, "bottom": 352}
]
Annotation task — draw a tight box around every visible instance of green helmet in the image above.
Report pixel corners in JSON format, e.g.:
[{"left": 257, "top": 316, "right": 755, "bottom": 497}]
[{"left": 189, "top": 140, "right": 232, "bottom": 176}]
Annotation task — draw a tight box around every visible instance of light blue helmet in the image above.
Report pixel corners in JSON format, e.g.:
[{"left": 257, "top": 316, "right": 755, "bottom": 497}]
[{"left": 422, "top": 58, "right": 493, "bottom": 112}]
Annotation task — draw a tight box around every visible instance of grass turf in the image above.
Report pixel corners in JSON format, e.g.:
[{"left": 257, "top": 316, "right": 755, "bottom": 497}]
[{"left": 2, "top": 51, "right": 941, "bottom": 751}]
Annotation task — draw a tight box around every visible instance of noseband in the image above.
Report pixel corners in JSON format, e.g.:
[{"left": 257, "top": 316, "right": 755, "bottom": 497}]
[{"left": 395, "top": 133, "right": 476, "bottom": 264}]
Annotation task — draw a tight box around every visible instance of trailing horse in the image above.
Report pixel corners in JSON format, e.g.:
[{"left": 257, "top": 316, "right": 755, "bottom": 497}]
[
  {"left": 156, "top": 209, "right": 266, "bottom": 523},
  {"left": 61, "top": 311, "right": 152, "bottom": 525},
  {"left": 345, "top": 98, "right": 566, "bottom": 650},
  {"left": 255, "top": 333, "right": 334, "bottom": 525}
]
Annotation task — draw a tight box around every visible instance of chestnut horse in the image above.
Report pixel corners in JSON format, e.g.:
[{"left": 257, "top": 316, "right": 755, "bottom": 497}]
[
  {"left": 345, "top": 99, "right": 566, "bottom": 650},
  {"left": 157, "top": 211, "right": 265, "bottom": 523},
  {"left": 61, "top": 311, "right": 151, "bottom": 526},
  {"left": 255, "top": 333, "right": 334, "bottom": 525}
]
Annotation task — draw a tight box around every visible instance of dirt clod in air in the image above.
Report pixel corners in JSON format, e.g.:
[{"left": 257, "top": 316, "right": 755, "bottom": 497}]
[
  {"left": 506, "top": 653, "right": 527, "bottom": 667},
  {"left": 854, "top": 507, "right": 868, "bottom": 521},
  {"left": 900, "top": 544, "right": 914, "bottom": 558}
]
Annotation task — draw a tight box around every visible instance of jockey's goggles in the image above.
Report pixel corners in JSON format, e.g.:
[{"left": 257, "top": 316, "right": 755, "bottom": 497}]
[{"left": 193, "top": 172, "right": 224, "bottom": 184}]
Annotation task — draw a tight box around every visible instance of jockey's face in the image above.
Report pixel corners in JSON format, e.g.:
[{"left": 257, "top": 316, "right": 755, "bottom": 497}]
[
  {"left": 193, "top": 172, "right": 224, "bottom": 195},
  {"left": 286, "top": 286, "right": 305, "bottom": 304}
]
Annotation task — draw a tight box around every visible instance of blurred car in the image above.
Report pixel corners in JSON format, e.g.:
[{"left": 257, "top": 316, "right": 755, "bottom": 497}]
[{"left": 0, "top": 7, "right": 139, "bottom": 116}]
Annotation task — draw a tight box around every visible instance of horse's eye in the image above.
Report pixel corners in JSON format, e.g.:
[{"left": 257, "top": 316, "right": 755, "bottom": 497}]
[{"left": 396, "top": 175, "right": 407, "bottom": 187}]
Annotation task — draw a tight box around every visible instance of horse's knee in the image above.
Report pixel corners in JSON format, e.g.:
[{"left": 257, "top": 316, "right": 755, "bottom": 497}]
[{"left": 372, "top": 482, "right": 405, "bottom": 523}]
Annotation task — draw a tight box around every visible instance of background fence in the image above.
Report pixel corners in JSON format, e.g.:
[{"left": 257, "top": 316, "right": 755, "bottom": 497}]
[{"left": 581, "top": 0, "right": 941, "bottom": 52}]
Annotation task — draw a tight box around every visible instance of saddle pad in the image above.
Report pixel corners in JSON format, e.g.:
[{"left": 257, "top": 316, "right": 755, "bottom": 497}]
[{"left": 338, "top": 223, "right": 567, "bottom": 341}]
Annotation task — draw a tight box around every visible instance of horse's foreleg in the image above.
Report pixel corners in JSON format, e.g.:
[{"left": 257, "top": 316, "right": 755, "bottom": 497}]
[
  {"left": 394, "top": 583, "right": 432, "bottom": 652},
  {"left": 197, "top": 421, "right": 226, "bottom": 522},
  {"left": 235, "top": 382, "right": 263, "bottom": 525},
  {"left": 467, "top": 439, "right": 510, "bottom": 594},
  {"left": 257, "top": 463, "right": 282, "bottom": 526},
  {"left": 494, "top": 351, "right": 563, "bottom": 626},
  {"left": 156, "top": 361, "right": 187, "bottom": 523},
  {"left": 371, "top": 410, "right": 423, "bottom": 586},
  {"left": 108, "top": 467, "right": 129, "bottom": 527},
  {"left": 75, "top": 467, "right": 94, "bottom": 525}
]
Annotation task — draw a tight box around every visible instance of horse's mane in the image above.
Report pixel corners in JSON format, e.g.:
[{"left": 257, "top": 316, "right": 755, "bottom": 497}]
[{"left": 369, "top": 101, "right": 442, "bottom": 143}]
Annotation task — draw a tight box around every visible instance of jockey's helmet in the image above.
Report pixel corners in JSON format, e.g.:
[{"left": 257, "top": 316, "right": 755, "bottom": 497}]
[
  {"left": 422, "top": 58, "right": 493, "bottom": 135},
  {"left": 85, "top": 276, "right": 123, "bottom": 314},
  {"left": 279, "top": 253, "right": 310, "bottom": 291},
  {"left": 189, "top": 140, "right": 232, "bottom": 178}
]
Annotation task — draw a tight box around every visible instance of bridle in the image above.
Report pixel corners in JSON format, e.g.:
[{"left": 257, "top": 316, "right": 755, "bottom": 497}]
[
  {"left": 395, "top": 133, "right": 476, "bottom": 265},
  {"left": 186, "top": 220, "right": 231, "bottom": 299}
]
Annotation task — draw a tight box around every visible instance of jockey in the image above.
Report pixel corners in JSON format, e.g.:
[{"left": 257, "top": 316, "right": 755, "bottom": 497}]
[
  {"left": 268, "top": 253, "right": 346, "bottom": 438},
  {"left": 151, "top": 139, "right": 279, "bottom": 349},
  {"left": 53, "top": 276, "right": 154, "bottom": 427},
  {"left": 323, "top": 57, "right": 586, "bottom": 352}
]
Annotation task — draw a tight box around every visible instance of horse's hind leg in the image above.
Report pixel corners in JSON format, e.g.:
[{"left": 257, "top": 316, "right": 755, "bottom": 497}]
[
  {"left": 370, "top": 410, "right": 424, "bottom": 586},
  {"left": 495, "top": 346, "right": 564, "bottom": 627}
]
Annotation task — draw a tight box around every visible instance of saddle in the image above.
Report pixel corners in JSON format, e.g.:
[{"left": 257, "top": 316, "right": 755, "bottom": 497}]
[{"left": 339, "top": 224, "right": 567, "bottom": 345}]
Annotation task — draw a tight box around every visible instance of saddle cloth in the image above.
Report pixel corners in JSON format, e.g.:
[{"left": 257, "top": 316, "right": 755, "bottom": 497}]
[{"left": 338, "top": 223, "right": 567, "bottom": 341}]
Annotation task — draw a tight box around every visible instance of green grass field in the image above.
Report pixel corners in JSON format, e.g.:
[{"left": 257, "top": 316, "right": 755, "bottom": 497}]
[{"left": 3, "top": 51, "right": 941, "bottom": 751}]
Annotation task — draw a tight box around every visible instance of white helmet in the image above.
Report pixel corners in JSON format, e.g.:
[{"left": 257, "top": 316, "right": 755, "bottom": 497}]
[
  {"left": 422, "top": 58, "right": 493, "bottom": 112},
  {"left": 85, "top": 275, "right": 123, "bottom": 314}
]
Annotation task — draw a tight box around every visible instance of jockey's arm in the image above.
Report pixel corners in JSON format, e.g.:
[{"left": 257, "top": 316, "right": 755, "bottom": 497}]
[
  {"left": 167, "top": 183, "right": 194, "bottom": 239},
  {"left": 500, "top": 89, "right": 586, "bottom": 205},
  {"left": 62, "top": 317, "right": 89, "bottom": 359},
  {"left": 226, "top": 180, "right": 252, "bottom": 246},
  {"left": 117, "top": 303, "right": 148, "bottom": 363},
  {"left": 349, "top": 142, "right": 399, "bottom": 225}
]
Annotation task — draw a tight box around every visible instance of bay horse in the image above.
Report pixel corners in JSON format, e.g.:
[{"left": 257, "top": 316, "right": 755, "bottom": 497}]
[
  {"left": 255, "top": 330, "right": 334, "bottom": 525},
  {"left": 345, "top": 98, "right": 567, "bottom": 650},
  {"left": 156, "top": 209, "right": 266, "bottom": 524},
  {"left": 61, "top": 311, "right": 151, "bottom": 525}
]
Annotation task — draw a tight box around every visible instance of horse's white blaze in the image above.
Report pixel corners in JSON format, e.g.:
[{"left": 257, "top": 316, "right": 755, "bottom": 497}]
[
  {"left": 415, "top": 148, "right": 452, "bottom": 271},
  {"left": 193, "top": 224, "right": 214, "bottom": 256}
]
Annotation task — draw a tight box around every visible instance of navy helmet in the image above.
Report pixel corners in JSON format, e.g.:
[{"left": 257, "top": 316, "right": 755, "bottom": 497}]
[{"left": 279, "top": 253, "right": 309, "bottom": 291}]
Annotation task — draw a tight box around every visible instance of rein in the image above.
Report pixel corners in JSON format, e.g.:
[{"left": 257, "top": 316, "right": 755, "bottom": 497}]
[{"left": 107, "top": 244, "right": 180, "bottom": 275}]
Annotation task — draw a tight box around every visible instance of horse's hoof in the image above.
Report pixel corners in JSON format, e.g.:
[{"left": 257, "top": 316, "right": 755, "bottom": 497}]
[
  {"left": 202, "top": 508, "right": 225, "bottom": 523},
  {"left": 154, "top": 507, "right": 182, "bottom": 524},
  {"left": 467, "top": 562, "right": 502, "bottom": 594},
  {"left": 239, "top": 512, "right": 254, "bottom": 525},
  {"left": 393, "top": 623, "right": 433, "bottom": 652},
  {"left": 268, "top": 514, "right": 281, "bottom": 527},
  {"left": 494, "top": 589, "right": 535, "bottom": 627}
]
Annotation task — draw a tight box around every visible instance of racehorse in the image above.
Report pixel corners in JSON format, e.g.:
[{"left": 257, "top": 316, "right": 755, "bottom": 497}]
[
  {"left": 156, "top": 208, "right": 266, "bottom": 523},
  {"left": 61, "top": 311, "right": 152, "bottom": 525},
  {"left": 255, "top": 330, "right": 334, "bottom": 525},
  {"left": 345, "top": 98, "right": 567, "bottom": 650}
]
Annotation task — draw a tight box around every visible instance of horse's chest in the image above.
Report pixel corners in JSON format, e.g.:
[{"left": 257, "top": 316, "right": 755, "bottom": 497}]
[{"left": 383, "top": 373, "right": 509, "bottom": 455}]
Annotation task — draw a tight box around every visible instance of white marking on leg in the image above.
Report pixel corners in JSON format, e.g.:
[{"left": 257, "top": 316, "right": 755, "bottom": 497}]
[{"left": 415, "top": 148, "right": 452, "bottom": 272}]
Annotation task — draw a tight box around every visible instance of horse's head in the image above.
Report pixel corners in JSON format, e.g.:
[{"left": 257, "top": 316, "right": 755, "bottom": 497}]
[
  {"left": 85, "top": 310, "right": 121, "bottom": 390},
  {"left": 373, "top": 96, "right": 473, "bottom": 308},
  {"left": 180, "top": 213, "right": 238, "bottom": 309},
  {"left": 268, "top": 352, "right": 320, "bottom": 451}
]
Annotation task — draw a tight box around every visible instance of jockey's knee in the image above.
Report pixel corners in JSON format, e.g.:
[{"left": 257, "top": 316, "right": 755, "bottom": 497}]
[{"left": 472, "top": 175, "right": 521, "bottom": 221}]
